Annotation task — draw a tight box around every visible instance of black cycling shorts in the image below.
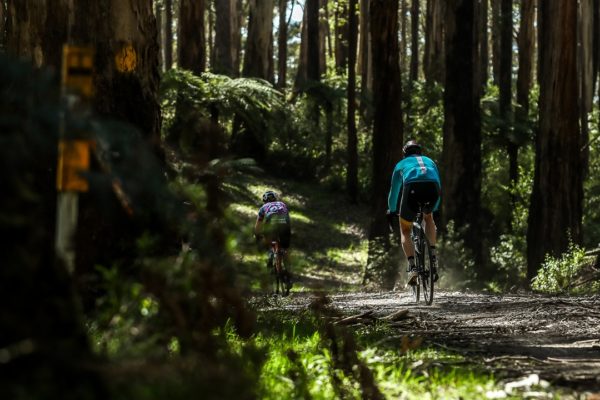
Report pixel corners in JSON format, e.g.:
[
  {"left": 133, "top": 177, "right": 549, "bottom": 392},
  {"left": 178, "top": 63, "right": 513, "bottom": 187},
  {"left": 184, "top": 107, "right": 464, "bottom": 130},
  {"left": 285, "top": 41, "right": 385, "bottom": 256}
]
[
  {"left": 399, "top": 181, "right": 440, "bottom": 222},
  {"left": 263, "top": 221, "right": 291, "bottom": 249}
]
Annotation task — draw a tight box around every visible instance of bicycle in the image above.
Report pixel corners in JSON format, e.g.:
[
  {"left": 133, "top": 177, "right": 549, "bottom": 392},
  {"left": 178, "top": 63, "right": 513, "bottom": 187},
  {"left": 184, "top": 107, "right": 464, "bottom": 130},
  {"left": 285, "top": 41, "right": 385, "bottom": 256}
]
[
  {"left": 408, "top": 203, "right": 436, "bottom": 305},
  {"left": 267, "top": 239, "right": 292, "bottom": 296}
]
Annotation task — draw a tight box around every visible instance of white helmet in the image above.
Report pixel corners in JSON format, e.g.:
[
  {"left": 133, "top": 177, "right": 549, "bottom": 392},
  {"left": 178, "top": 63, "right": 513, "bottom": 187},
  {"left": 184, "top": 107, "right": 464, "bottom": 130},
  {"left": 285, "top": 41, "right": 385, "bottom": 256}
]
[{"left": 262, "top": 191, "right": 277, "bottom": 203}]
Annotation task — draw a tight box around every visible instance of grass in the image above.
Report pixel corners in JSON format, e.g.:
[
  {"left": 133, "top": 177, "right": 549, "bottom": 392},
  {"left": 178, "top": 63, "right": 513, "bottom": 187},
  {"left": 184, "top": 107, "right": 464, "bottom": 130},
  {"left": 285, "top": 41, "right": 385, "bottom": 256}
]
[
  {"left": 227, "top": 313, "right": 509, "bottom": 400},
  {"left": 223, "top": 168, "right": 369, "bottom": 293}
]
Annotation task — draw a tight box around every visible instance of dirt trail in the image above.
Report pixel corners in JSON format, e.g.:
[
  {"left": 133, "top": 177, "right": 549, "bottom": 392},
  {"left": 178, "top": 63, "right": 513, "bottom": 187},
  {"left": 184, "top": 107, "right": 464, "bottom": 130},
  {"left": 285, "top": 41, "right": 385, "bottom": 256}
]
[{"left": 272, "top": 290, "right": 600, "bottom": 391}]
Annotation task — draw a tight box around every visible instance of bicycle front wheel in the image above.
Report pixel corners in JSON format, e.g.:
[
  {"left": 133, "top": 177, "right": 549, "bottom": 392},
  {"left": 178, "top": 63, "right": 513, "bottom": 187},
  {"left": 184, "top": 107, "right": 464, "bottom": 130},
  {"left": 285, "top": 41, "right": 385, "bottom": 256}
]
[{"left": 421, "top": 236, "right": 434, "bottom": 305}]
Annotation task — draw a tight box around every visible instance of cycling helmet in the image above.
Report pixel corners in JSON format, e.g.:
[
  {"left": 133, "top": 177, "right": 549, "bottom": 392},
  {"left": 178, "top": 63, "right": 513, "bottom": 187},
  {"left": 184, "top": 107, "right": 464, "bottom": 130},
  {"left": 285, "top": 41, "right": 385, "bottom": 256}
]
[
  {"left": 403, "top": 140, "right": 422, "bottom": 156},
  {"left": 262, "top": 190, "right": 278, "bottom": 203}
]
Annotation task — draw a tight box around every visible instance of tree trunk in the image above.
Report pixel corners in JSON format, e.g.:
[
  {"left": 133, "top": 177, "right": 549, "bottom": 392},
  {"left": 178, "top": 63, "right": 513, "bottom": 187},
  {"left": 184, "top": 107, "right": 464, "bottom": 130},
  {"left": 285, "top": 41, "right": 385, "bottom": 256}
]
[
  {"left": 3, "top": 2, "right": 103, "bottom": 397},
  {"left": 579, "top": 0, "right": 593, "bottom": 176},
  {"left": 243, "top": 0, "right": 274, "bottom": 80},
  {"left": 295, "top": 3, "right": 308, "bottom": 88},
  {"left": 499, "top": 0, "right": 515, "bottom": 193},
  {"left": 306, "top": 0, "right": 321, "bottom": 81},
  {"left": 5, "top": 0, "right": 51, "bottom": 68},
  {"left": 277, "top": 0, "right": 288, "bottom": 88},
  {"left": 233, "top": 0, "right": 242, "bottom": 74},
  {"left": 165, "top": 0, "right": 173, "bottom": 69},
  {"left": 155, "top": 0, "right": 163, "bottom": 72},
  {"left": 179, "top": 0, "right": 206, "bottom": 74},
  {"left": 423, "top": 0, "right": 445, "bottom": 84},
  {"left": 0, "top": 0, "right": 5, "bottom": 51},
  {"left": 400, "top": 0, "right": 408, "bottom": 75},
  {"left": 442, "top": 0, "right": 484, "bottom": 271},
  {"left": 208, "top": 0, "right": 214, "bottom": 66},
  {"left": 515, "top": 0, "right": 534, "bottom": 184},
  {"left": 347, "top": 0, "right": 359, "bottom": 202},
  {"left": 365, "top": 0, "right": 403, "bottom": 287},
  {"left": 319, "top": 0, "right": 328, "bottom": 76},
  {"left": 358, "top": 0, "right": 372, "bottom": 98},
  {"left": 335, "top": 0, "right": 349, "bottom": 73},
  {"left": 593, "top": 0, "right": 599, "bottom": 95},
  {"left": 490, "top": 0, "right": 500, "bottom": 85},
  {"left": 479, "top": 0, "right": 489, "bottom": 89},
  {"left": 409, "top": 0, "right": 419, "bottom": 82},
  {"left": 213, "top": 0, "right": 236, "bottom": 75},
  {"left": 527, "top": 0, "right": 582, "bottom": 281}
]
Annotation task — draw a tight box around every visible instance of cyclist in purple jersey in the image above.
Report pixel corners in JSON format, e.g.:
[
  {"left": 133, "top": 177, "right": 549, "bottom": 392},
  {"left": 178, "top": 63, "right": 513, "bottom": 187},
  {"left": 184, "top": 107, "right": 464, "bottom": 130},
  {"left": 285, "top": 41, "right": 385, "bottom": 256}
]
[{"left": 254, "top": 191, "right": 293, "bottom": 290}]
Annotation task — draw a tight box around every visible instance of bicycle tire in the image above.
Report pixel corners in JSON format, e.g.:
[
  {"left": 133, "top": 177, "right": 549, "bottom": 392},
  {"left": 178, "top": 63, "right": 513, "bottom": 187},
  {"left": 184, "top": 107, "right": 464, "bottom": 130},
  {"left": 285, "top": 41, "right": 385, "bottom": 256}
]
[
  {"left": 421, "top": 236, "right": 434, "bottom": 305},
  {"left": 410, "top": 225, "right": 421, "bottom": 303}
]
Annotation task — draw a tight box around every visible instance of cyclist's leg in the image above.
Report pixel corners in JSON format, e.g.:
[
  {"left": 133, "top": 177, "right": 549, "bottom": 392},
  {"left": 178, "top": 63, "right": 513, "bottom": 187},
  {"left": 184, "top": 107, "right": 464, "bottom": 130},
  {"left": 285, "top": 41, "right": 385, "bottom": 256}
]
[
  {"left": 279, "top": 224, "right": 292, "bottom": 291},
  {"left": 399, "top": 184, "right": 418, "bottom": 285},
  {"left": 423, "top": 213, "right": 437, "bottom": 246},
  {"left": 400, "top": 218, "right": 414, "bottom": 260}
]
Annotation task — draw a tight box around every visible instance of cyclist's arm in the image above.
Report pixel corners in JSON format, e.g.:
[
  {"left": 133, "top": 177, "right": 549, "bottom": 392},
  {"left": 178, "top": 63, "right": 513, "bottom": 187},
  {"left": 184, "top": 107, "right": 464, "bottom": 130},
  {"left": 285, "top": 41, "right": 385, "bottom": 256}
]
[{"left": 387, "top": 168, "right": 403, "bottom": 214}]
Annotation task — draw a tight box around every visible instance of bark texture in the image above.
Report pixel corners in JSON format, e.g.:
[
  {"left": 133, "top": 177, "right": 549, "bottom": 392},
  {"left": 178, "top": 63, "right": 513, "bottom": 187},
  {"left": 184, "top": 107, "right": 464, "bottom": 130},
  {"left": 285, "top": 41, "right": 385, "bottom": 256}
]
[
  {"left": 579, "top": 0, "right": 593, "bottom": 175},
  {"left": 423, "top": 0, "right": 445, "bottom": 84},
  {"left": 243, "top": 0, "right": 274, "bottom": 81},
  {"left": 366, "top": 0, "right": 403, "bottom": 286},
  {"left": 499, "top": 0, "right": 515, "bottom": 189},
  {"left": 179, "top": 0, "right": 206, "bottom": 74},
  {"left": 409, "top": 0, "right": 419, "bottom": 81},
  {"left": 213, "top": 0, "right": 238, "bottom": 76},
  {"left": 335, "top": 0, "right": 349, "bottom": 73},
  {"left": 347, "top": 0, "right": 359, "bottom": 202},
  {"left": 527, "top": 0, "right": 582, "bottom": 280},
  {"left": 442, "top": 0, "right": 484, "bottom": 270},
  {"left": 515, "top": 0, "right": 534, "bottom": 172},
  {"left": 277, "top": 0, "right": 287, "bottom": 87},
  {"left": 165, "top": 0, "right": 173, "bottom": 69}
]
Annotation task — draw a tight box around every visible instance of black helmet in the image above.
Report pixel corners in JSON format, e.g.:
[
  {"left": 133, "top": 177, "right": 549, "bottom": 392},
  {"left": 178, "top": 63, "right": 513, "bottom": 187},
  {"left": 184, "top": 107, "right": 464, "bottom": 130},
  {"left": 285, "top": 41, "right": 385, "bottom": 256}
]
[
  {"left": 403, "top": 140, "right": 422, "bottom": 156},
  {"left": 262, "top": 190, "right": 278, "bottom": 203}
]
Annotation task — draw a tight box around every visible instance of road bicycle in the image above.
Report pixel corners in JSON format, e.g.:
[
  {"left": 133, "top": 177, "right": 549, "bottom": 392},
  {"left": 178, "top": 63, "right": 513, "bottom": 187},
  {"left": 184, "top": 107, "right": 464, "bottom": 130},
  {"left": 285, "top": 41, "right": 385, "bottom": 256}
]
[
  {"left": 408, "top": 203, "right": 436, "bottom": 305},
  {"left": 267, "top": 239, "right": 292, "bottom": 296}
]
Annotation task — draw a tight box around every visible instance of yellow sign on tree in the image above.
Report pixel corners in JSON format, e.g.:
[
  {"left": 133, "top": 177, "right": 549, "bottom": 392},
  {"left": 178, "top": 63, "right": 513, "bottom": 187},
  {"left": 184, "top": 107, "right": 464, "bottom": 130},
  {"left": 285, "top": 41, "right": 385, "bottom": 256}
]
[
  {"left": 115, "top": 44, "right": 138, "bottom": 73},
  {"left": 62, "top": 45, "right": 94, "bottom": 98}
]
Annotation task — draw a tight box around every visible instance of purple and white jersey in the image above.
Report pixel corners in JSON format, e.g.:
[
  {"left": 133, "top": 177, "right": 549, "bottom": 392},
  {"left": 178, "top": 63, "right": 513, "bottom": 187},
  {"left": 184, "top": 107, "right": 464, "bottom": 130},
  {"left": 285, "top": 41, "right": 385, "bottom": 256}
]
[{"left": 257, "top": 201, "right": 290, "bottom": 223}]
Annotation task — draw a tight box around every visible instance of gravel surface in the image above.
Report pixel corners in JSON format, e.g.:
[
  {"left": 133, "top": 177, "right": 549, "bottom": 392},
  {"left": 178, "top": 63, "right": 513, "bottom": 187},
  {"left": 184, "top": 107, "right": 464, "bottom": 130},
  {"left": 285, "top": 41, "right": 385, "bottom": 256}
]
[{"left": 260, "top": 290, "right": 600, "bottom": 391}]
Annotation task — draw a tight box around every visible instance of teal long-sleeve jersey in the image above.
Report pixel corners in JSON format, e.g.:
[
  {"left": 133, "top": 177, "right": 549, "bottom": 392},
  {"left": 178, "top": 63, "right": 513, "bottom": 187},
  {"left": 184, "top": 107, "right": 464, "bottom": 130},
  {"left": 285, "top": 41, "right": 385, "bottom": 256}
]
[{"left": 387, "top": 154, "right": 441, "bottom": 213}]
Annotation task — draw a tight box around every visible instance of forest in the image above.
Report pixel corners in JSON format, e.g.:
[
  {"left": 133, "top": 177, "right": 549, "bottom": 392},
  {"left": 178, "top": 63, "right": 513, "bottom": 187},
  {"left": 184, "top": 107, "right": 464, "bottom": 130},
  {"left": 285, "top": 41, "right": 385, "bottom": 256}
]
[{"left": 1, "top": 0, "right": 600, "bottom": 398}]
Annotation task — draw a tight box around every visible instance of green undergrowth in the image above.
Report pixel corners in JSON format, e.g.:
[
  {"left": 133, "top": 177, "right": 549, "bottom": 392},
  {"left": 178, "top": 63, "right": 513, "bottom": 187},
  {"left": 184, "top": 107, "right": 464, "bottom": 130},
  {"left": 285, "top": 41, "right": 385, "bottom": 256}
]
[
  {"left": 223, "top": 169, "right": 369, "bottom": 293},
  {"left": 231, "top": 311, "right": 509, "bottom": 400}
]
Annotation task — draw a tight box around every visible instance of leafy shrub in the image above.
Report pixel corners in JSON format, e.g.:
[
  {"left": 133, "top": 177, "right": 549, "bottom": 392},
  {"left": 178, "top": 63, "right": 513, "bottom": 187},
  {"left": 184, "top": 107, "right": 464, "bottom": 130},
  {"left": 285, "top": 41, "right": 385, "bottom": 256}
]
[{"left": 531, "top": 241, "right": 587, "bottom": 294}]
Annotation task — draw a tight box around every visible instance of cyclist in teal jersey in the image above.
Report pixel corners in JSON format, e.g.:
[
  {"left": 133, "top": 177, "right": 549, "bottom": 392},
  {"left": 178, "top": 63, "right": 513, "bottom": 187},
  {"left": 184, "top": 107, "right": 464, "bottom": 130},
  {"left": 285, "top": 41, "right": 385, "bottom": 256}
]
[{"left": 387, "top": 141, "right": 441, "bottom": 286}]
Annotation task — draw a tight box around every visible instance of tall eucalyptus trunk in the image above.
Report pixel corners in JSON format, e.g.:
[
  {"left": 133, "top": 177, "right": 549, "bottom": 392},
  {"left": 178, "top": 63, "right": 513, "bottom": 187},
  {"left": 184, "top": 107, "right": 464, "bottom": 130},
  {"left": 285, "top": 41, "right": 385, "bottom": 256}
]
[
  {"left": 515, "top": 0, "right": 535, "bottom": 183},
  {"left": 358, "top": 0, "right": 372, "bottom": 100},
  {"left": 165, "top": 0, "right": 173, "bottom": 69},
  {"left": 335, "top": 0, "right": 350, "bottom": 73},
  {"left": 243, "top": 0, "right": 274, "bottom": 81},
  {"left": 277, "top": 0, "right": 288, "bottom": 88},
  {"left": 213, "top": 0, "right": 237, "bottom": 76},
  {"left": 347, "top": 0, "right": 359, "bottom": 202},
  {"left": 527, "top": 0, "right": 582, "bottom": 280},
  {"left": 442, "top": 0, "right": 484, "bottom": 272},
  {"left": 409, "top": 0, "right": 419, "bottom": 82},
  {"left": 365, "top": 0, "right": 403, "bottom": 288},
  {"left": 499, "top": 0, "right": 515, "bottom": 193},
  {"left": 179, "top": 0, "right": 206, "bottom": 74},
  {"left": 579, "top": 0, "right": 593, "bottom": 176},
  {"left": 490, "top": 0, "right": 500, "bottom": 84},
  {"left": 423, "top": 0, "right": 445, "bottom": 84}
]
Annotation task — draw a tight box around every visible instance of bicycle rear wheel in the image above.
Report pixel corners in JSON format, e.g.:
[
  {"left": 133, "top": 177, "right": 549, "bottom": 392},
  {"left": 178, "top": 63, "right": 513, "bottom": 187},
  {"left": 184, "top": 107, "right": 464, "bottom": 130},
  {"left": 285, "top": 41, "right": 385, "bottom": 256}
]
[{"left": 421, "top": 236, "right": 434, "bottom": 305}]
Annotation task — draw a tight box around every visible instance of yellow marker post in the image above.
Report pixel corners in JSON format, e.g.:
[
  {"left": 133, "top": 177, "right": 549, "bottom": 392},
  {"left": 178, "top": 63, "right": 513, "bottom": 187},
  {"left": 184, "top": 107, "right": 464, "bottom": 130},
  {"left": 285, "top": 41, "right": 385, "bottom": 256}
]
[{"left": 55, "top": 45, "right": 95, "bottom": 273}]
